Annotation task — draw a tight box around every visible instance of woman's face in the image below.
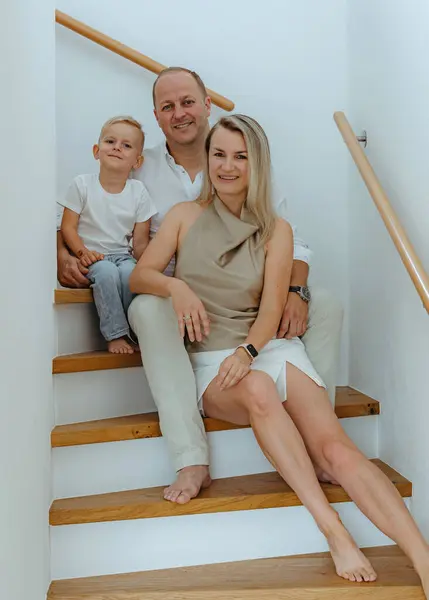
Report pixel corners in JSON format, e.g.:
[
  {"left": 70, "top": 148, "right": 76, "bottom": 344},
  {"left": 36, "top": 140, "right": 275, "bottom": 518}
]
[{"left": 208, "top": 127, "right": 249, "bottom": 200}]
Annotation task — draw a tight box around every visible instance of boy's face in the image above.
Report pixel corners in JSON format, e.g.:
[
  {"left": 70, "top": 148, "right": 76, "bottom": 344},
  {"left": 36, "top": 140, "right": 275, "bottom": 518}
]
[{"left": 93, "top": 123, "right": 143, "bottom": 173}]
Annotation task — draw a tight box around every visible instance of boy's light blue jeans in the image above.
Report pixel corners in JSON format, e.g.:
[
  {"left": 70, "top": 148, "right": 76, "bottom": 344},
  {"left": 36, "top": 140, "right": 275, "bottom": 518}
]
[{"left": 87, "top": 254, "right": 136, "bottom": 341}]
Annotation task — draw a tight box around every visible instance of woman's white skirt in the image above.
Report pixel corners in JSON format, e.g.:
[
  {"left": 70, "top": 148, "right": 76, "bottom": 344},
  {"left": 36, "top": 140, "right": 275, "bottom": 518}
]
[{"left": 189, "top": 337, "right": 325, "bottom": 414}]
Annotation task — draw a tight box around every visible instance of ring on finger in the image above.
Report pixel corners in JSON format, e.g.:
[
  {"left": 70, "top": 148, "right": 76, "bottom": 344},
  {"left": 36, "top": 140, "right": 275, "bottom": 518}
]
[{"left": 183, "top": 315, "right": 192, "bottom": 322}]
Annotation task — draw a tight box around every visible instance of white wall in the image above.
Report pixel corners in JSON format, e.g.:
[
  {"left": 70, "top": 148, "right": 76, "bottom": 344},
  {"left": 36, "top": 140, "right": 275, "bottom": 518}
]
[
  {"left": 348, "top": 0, "right": 429, "bottom": 535},
  {"left": 55, "top": 0, "right": 350, "bottom": 382},
  {"left": 0, "top": 3, "right": 56, "bottom": 599}
]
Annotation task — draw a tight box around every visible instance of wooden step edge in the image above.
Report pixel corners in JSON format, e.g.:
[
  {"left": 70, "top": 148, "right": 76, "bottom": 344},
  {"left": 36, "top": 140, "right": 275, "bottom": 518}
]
[
  {"left": 48, "top": 546, "right": 423, "bottom": 600},
  {"left": 52, "top": 351, "right": 142, "bottom": 374},
  {"left": 51, "top": 387, "right": 380, "bottom": 448},
  {"left": 55, "top": 288, "right": 93, "bottom": 304},
  {"left": 49, "top": 459, "right": 411, "bottom": 526}
]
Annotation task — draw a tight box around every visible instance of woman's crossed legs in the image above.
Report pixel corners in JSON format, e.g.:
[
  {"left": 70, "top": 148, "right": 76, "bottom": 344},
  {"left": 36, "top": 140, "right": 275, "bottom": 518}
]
[
  {"left": 203, "top": 366, "right": 376, "bottom": 583},
  {"left": 203, "top": 364, "right": 429, "bottom": 592}
]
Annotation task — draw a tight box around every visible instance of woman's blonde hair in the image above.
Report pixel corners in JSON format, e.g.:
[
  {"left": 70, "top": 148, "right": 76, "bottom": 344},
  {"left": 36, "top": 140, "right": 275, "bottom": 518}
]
[{"left": 198, "top": 114, "right": 276, "bottom": 246}]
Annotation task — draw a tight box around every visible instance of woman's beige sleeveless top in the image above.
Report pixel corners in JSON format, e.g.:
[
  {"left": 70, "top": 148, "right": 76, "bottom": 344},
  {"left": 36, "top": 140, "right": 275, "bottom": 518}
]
[{"left": 175, "top": 196, "right": 265, "bottom": 353}]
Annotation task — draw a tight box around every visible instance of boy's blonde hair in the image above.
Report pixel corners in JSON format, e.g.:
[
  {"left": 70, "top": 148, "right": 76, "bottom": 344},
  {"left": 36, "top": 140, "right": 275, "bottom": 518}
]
[
  {"left": 99, "top": 116, "right": 145, "bottom": 152},
  {"left": 198, "top": 114, "right": 276, "bottom": 247}
]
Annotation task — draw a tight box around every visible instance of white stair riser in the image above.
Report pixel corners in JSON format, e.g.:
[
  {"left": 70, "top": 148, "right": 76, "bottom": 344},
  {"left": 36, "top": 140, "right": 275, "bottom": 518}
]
[
  {"left": 53, "top": 417, "right": 378, "bottom": 498},
  {"left": 56, "top": 304, "right": 104, "bottom": 355},
  {"left": 54, "top": 368, "right": 154, "bottom": 425},
  {"left": 50, "top": 501, "right": 399, "bottom": 580}
]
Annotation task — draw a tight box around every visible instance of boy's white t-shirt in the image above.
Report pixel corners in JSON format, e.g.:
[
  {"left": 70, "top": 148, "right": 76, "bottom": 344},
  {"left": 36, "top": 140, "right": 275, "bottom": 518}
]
[{"left": 59, "top": 174, "right": 157, "bottom": 255}]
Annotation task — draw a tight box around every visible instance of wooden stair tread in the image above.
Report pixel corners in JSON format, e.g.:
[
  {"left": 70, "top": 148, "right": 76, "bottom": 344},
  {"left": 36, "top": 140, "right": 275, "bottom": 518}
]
[
  {"left": 51, "top": 387, "right": 379, "bottom": 448},
  {"left": 53, "top": 350, "right": 142, "bottom": 374},
  {"left": 48, "top": 546, "right": 423, "bottom": 599},
  {"left": 55, "top": 288, "right": 93, "bottom": 304},
  {"left": 49, "top": 459, "right": 411, "bottom": 526}
]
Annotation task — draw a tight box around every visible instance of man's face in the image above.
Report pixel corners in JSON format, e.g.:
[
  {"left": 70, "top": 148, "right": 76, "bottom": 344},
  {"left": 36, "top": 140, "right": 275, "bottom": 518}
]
[{"left": 153, "top": 72, "right": 211, "bottom": 147}]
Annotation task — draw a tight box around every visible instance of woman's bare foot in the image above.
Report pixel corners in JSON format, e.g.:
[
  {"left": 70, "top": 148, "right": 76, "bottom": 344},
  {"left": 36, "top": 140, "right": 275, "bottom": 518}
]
[
  {"left": 108, "top": 337, "right": 135, "bottom": 354},
  {"left": 328, "top": 526, "right": 377, "bottom": 583},
  {"left": 164, "top": 466, "right": 211, "bottom": 504},
  {"left": 416, "top": 563, "right": 429, "bottom": 599}
]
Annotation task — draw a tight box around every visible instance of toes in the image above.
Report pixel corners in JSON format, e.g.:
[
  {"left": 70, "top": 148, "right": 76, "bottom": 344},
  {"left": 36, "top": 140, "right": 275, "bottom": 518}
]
[
  {"left": 163, "top": 488, "right": 182, "bottom": 503},
  {"left": 175, "top": 492, "right": 191, "bottom": 505}
]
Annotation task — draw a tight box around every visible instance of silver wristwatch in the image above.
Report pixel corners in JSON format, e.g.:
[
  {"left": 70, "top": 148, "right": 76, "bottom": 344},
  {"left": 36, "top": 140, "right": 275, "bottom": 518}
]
[{"left": 289, "top": 286, "right": 311, "bottom": 303}]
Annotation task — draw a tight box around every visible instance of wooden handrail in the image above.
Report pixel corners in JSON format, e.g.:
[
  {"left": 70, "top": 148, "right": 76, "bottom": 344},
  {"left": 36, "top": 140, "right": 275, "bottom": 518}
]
[
  {"left": 55, "top": 10, "right": 235, "bottom": 112},
  {"left": 334, "top": 111, "right": 429, "bottom": 313}
]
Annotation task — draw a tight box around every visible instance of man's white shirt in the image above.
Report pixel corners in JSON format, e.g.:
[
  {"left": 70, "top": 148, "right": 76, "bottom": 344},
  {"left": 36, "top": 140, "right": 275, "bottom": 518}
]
[{"left": 57, "top": 143, "right": 312, "bottom": 268}]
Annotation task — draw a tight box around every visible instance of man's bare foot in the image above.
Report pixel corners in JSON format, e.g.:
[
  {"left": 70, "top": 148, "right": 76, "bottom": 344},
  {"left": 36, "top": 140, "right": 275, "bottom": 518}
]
[
  {"left": 108, "top": 337, "right": 135, "bottom": 354},
  {"left": 314, "top": 465, "right": 339, "bottom": 486},
  {"left": 164, "top": 466, "right": 211, "bottom": 504},
  {"left": 328, "top": 526, "right": 377, "bottom": 583}
]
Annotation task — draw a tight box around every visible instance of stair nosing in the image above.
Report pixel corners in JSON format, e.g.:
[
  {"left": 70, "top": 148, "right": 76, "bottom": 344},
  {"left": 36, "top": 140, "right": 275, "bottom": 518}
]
[
  {"left": 51, "top": 388, "right": 380, "bottom": 448},
  {"left": 49, "top": 460, "right": 411, "bottom": 526},
  {"left": 47, "top": 546, "right": 421, "bottom": 599}
]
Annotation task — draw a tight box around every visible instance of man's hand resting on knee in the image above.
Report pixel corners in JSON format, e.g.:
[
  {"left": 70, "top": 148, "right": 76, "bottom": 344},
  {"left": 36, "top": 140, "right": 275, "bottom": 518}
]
[
  {"left": 277, "top": 292, "right": 309, "bottom": 339},
  {"left": 57, "top": 233, "right": 90, "bottom": 288}
]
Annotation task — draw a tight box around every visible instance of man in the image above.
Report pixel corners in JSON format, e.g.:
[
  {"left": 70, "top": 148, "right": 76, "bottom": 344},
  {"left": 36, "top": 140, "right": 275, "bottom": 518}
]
[{"left": 56, "top": 67, "right": 343, "bottom": 505}]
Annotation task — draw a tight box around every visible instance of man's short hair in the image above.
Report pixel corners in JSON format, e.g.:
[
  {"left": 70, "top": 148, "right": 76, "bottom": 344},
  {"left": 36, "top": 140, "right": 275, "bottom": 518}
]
[
  {"left": 152, "top": 67, "right": 208, "bottom": 107},
  {"left": 99, "top": 116, "right": 145, "bottom": 152}
]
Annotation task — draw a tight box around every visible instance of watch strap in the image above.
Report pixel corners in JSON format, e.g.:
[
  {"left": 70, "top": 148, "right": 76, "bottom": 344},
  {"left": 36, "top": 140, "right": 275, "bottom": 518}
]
[{"left": 236, "top": 343, "right": 258, "bottom": 362}]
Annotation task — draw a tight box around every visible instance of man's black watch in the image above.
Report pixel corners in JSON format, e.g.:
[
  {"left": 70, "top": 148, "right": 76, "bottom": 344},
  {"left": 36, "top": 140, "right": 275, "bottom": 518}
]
[{"left": 289, "top": 286, "right": 311, "bottom": 303}]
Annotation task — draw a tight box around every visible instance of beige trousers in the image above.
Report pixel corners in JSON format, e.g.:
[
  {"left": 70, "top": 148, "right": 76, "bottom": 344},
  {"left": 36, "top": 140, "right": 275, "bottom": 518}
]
[{"left": 128, "top": 287, "right": 343, "bottom": 472}]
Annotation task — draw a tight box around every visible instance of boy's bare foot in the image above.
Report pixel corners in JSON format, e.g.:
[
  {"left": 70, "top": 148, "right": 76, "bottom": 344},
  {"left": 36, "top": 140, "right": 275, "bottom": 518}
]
[
  {"left": 164, "top": 466, "right": 211, "bottom": 504},
  {"left": 328, "top": 526, "right": 377, "bottom": 583},
  {"left": 108, "top": 337, "right": 135, "bottom": 354}
]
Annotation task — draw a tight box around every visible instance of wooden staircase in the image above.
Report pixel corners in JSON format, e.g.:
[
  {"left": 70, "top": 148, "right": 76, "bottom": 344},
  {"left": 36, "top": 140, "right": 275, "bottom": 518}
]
[
  {"left": 50, "top": 288, "right": 422, "bottom": 596},
  {"left": 50, "top": 459, "right": 410, "bottom": 526},
  {"left": 48, "top": 546, "right": 423, "bottom": 599},
  {"left": 50, "top": 386, "right": 379, "bottom": 447}
]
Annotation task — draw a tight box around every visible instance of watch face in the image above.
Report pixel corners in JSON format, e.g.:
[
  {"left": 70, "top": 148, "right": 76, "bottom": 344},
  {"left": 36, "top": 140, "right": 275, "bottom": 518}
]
[
  {"left": 246, "top": 344, "right": 259, "bottom": 358},
  {"left": 300, "top": 287, "right": 311, "bottom": 302}
]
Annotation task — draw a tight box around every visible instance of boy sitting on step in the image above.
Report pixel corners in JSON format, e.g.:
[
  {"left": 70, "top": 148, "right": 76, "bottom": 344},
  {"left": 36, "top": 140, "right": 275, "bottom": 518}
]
[{"left": 60, "top": 116, "right": 156, "bottom": 355}]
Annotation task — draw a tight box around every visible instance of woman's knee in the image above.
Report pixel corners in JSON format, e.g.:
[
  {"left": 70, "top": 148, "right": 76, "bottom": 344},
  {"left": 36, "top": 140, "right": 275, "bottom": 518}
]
[
  {"left": 320, "top": 438, "right": 362, "bottom": 474},
  {"left": 239, "top": 371, "right": 279, "bottom": 417}
]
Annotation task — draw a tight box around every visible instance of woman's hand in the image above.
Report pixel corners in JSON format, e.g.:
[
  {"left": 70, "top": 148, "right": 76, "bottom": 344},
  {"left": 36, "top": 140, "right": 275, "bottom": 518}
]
[
  {"left": 170, "top": 279, "right": 210, "bottom": 342},
  {"left": 217, "top": 348, "right": 251, "bottom": 391}
]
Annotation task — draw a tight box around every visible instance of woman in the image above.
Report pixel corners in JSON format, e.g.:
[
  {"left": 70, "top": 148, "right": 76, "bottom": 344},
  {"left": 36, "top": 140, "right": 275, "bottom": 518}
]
[{"left": 130, "top": 115, "right": 429, "bottom": 592}]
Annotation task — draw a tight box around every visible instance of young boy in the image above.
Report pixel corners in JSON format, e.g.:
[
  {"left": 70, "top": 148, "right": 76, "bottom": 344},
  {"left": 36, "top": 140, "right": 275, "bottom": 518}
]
[{"left": 60, "top": 116, "right": 156, "bottom": 355}]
